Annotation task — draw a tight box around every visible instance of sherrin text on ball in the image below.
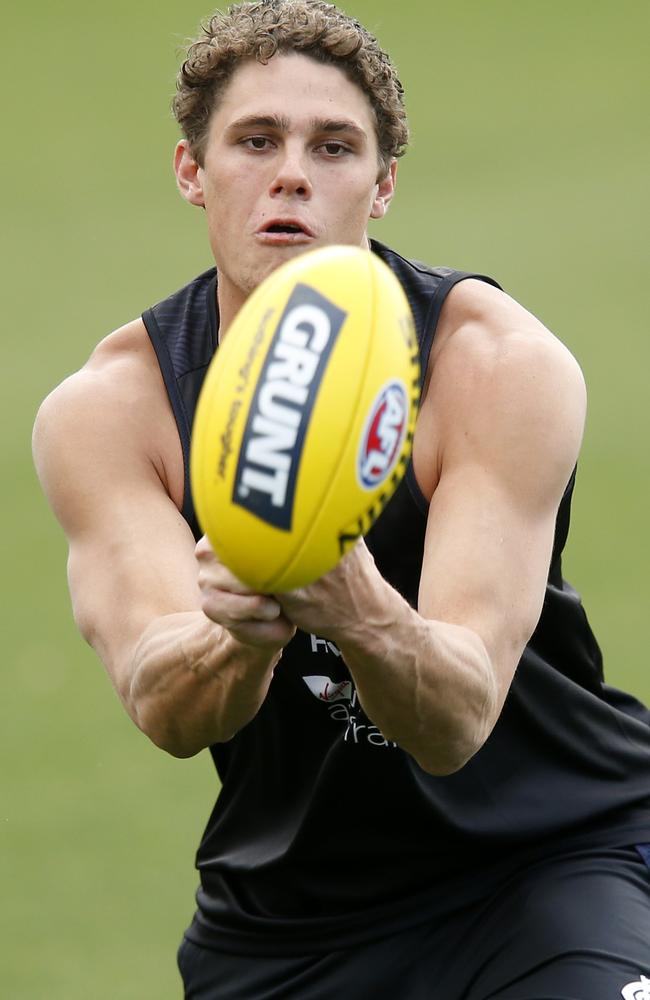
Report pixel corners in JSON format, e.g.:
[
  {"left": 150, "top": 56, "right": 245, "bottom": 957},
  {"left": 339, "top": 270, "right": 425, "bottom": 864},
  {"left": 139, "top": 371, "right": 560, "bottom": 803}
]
[{"left": 190, "top": 245, "right": 420, "bottom": 591}]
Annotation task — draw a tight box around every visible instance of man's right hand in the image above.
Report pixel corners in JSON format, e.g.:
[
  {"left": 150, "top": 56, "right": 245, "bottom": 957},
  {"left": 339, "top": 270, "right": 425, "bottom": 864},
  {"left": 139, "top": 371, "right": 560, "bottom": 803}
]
[{"left": 196, "top": 536, "right": 297, "bottom": 649}]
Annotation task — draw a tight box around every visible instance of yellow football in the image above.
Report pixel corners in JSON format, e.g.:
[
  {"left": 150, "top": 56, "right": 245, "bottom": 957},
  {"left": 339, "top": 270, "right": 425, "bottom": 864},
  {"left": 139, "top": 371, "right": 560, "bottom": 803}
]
[{"left": 190, "top": 244, "right": 419, "bottom": 592}]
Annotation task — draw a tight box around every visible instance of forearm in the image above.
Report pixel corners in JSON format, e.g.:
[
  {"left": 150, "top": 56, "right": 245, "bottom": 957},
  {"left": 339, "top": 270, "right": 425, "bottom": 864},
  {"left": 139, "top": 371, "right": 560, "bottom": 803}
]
[
  {"left": 125, "top": 611, "right": 281, "bottom": 756},
  {"left": 330, "top": 584, "right": 498, "bottom": 775}
]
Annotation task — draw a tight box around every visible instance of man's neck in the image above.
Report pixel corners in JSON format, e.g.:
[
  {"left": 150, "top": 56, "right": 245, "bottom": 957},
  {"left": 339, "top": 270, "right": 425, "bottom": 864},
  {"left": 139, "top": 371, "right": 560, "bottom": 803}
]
[{"left": 215, "top": 279, "right": 247, "bottom": 344}]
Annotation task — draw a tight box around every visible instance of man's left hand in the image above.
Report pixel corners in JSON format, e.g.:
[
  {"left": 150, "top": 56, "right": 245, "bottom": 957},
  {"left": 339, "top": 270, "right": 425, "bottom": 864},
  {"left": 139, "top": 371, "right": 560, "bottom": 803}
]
[{"left": 275, "top": 539, "right": 389, "bottom": 641}]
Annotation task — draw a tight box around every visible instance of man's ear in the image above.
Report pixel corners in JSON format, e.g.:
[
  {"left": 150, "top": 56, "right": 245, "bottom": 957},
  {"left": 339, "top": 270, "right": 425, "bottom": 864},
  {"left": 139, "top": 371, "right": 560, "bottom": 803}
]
[
  {"left": 370, "top": 159, "right": 397, "bottom": 219},
  {"left": 174, "top": 140, "right": 205, "bottom": 207}
]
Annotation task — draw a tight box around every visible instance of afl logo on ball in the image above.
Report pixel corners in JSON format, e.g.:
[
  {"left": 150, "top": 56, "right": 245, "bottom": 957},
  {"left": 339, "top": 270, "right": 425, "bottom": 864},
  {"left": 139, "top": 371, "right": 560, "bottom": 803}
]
[{"left": 358, "top": 381, "right": 408, "bottom": 489}]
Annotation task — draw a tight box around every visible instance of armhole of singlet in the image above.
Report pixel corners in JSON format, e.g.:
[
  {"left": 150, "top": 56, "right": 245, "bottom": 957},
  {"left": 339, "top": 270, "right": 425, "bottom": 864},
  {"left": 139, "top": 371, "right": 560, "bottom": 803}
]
[
  {"left": 406, "top": 270, "right": 503, "bottom": 516},
  {"left": 141, "top": 307, "right": 195, "bottom": 526}
]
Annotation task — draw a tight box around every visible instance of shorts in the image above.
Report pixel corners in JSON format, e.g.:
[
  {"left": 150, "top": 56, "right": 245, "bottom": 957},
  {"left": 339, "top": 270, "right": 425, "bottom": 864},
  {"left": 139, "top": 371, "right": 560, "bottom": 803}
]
[{"left": 177, "top": 844, "right": 650, "bottom": 999}]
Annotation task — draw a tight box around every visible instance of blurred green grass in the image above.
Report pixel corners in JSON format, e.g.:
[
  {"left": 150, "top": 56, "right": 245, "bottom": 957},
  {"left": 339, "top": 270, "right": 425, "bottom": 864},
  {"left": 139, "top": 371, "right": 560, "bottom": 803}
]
[{"left": 1, "top": 1, "right": 648, "bottom": 996}]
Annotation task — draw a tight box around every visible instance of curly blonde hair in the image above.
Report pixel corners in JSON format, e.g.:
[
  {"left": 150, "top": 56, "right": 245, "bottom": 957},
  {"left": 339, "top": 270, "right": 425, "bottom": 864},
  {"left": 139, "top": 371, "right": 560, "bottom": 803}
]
[{"left": 173, "top": 0, "right": 408, "bottom": 175}]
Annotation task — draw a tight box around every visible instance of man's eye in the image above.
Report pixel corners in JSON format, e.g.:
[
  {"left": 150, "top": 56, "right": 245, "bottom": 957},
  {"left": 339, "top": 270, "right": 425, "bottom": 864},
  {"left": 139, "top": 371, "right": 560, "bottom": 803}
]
[
  {"left": 322, "top": 142, "right": 347, "bottom": 156},
  {"left": 246, "top": 136, "right": 269, "bottom": 150}
]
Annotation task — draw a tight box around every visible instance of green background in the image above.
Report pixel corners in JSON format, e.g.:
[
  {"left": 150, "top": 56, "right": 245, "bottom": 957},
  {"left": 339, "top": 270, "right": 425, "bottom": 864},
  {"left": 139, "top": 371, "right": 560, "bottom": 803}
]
[{"left": 2, "top": 1, "right": 648, "bottom": 996}]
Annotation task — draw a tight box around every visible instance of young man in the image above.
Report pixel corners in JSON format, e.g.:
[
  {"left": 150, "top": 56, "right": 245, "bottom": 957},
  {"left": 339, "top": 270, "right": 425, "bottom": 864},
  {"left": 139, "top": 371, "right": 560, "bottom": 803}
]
[{"left": 33, "top": 1, "right": 650, "bottom": 997}]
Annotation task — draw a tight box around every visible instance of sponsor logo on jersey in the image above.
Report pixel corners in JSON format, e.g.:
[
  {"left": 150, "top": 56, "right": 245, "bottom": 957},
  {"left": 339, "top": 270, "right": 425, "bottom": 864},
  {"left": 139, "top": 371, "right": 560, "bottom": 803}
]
[
  {"left": 622, "top": 975, "right": 650, "bottom": 1000},
  {"left": 233, "top": 283, "right": 346, "bottom": 530},
  {"left": 357, "top": 381, "right": 408, "bottom": 490},
  {"left": 302, "top": 675, "right": 353, "bottom": 702},
  {"left": 303, "top": 637, "right": 398, "bottom": 748}
]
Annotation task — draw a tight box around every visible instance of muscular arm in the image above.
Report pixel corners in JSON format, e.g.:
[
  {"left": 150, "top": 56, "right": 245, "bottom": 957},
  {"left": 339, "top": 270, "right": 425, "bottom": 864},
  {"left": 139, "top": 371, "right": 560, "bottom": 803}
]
[
  {"left": 33, "top": 322, "right": 293, "bottom": 758},
  {"left": 278, "top": 281, "right": 587, "bottom": 774}
]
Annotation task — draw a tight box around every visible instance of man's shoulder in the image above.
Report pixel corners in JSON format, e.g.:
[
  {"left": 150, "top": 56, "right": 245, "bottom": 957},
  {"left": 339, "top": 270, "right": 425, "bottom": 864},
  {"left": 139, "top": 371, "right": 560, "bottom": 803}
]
[
  {"left": 433, "top": 277, "right": 578, "bottom": 374},
  {"left": 426, "top": 277, "right": 586, "bottom": 455},
  {"left": 34, "top": 319, "right": 169, "bottom": 462},
  {"left": 33, "top": 316, "right": 184, "bottom": 520}
]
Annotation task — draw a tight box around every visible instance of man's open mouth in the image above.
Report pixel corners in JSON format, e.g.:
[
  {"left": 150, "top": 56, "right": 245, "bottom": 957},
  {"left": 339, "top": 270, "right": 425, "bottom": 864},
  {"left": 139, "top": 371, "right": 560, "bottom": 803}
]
[
  {"left": 258, "top": 220, "right": 314, "bottom": 239},
  {"left": 266, "top": 224, "right": 303, "bottom": 234}
]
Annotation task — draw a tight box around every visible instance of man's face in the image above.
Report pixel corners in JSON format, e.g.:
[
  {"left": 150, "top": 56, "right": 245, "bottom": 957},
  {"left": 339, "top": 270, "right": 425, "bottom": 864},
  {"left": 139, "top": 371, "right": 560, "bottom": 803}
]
[{"left": 175, "top": 52, "right": 395, "bottom": 320}]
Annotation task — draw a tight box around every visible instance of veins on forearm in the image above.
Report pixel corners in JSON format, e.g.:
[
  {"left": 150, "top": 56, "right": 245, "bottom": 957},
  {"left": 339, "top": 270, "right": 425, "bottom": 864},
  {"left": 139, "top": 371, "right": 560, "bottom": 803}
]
[
  {"left": 127, "top": 613, "right": 277, "bottom": 753},
  {"left": 336, "top": 602, "right": 496, "bottom": 775}
]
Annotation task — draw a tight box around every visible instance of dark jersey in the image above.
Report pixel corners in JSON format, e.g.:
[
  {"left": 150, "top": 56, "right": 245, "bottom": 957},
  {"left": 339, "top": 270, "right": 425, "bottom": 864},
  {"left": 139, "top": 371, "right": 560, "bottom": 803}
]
[{"left": 143, "top": 240, "right": 650, "bottom": 955}]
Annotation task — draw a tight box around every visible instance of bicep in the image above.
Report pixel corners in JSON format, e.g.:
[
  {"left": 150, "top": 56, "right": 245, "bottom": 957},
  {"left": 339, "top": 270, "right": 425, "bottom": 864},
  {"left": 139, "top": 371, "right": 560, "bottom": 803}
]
[
  {"left": 417, "top": 323, "right": 586, "bottom": 707},
  {"left": 33, "top": 370, "right": 202, "bottom": 702},
  {"left": 419, "top": 462, "right": 560, "bottom": 696},
  {"left": 66, "top": 483, "right": 201, "bottom": 688}
]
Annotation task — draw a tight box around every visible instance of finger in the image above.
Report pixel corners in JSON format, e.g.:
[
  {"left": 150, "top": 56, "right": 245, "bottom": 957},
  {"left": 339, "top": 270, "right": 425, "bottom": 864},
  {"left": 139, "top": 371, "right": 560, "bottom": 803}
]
[
  {"left": 195, "top": 534, "right": 214, "bottom": 560},
  {"left": 196, "top": 543, "right": 261, "bottom": 596},
  {"left": 227, "top": 617, "right": 297, "bottom": 650},
  {"left": 198, "top": 563, "right": 258, "bottom": 597},
  {"left": 202, "top": 590, "right": 283, "bottom": 625}
]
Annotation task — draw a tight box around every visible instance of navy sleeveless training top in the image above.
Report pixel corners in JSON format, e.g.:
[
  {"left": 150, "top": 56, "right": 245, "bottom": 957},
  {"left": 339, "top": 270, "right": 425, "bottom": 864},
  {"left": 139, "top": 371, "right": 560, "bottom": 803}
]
[{"left": 143, "top": 240, "right": 650, "bottom": 955}]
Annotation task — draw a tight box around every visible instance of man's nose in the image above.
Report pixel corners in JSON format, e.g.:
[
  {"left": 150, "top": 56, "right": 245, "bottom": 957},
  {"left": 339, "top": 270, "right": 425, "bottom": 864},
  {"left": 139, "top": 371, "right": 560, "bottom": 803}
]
[{"left": 269, "top": 147, "right": 312, "bottom": 198}]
